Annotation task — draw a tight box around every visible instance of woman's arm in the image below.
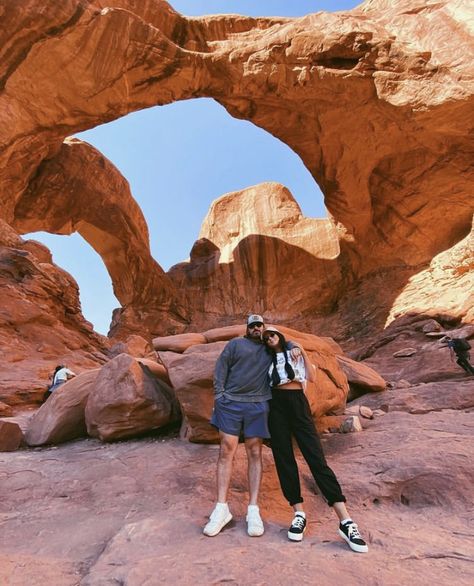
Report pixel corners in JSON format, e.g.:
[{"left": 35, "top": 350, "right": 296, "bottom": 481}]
[{"left": 301, "top": 348, "right": 316, "bottom": 383}]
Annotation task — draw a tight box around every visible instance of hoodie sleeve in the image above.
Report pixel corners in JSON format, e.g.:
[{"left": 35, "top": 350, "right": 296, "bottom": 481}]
[{"left": 213, "top": 340, "right": 235, "bottom": 396}]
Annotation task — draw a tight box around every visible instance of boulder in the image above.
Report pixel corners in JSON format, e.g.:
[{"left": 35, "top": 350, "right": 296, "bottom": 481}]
[
  {"left": 203, "top": 325, "right": 245, "bottom": 343},
  {"left": 0, "top": 420, "right": 23, "bottom": 451},
  {"left": 152, "top": 333, "right": 207, "bottom": 353},
  {"left": 136, "top": 358, "right": 171, "bottom": 385},
  {"left": 344, "top": 405, "right": 374, "bottom": 420},
  {"left": 110, "top": 335, "right": 152, "bottom": 358},
  {"left": 159, "top": 343, "right": 226, "bottom": 443},
  {"left": 421, "top": 320, "right": 442, "bottom": 334},
  {"left": 351, "top": 379, "right": 474, "bottom": 415},
  {"left": 337, "top": 355, "right": 386, "bottom": 400},
  {"left": 24, "top": 369, "right": 99, "bottom": 446},
  {"left": 85, "top": 354, "right": 180, "bottom": 442}
]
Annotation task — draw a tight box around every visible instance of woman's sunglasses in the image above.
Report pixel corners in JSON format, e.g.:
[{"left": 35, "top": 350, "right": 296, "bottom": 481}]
[{"left": 263, "top": 333, "right": 278, "bottom": 342}]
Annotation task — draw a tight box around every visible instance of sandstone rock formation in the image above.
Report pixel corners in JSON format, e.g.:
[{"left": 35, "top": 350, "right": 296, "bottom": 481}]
[
  {"left": 0, "top": 218, "right": 109, "bottom": 406},
  {"left": 25, "top": 369, "right": 100, "bottom": 447},
  {"left": 0, "top": 0, "right": 472, "bottom": 351},
  {"left": 336, "top": 354, "right": 386, "bottom": 400},
  {"left": 168, "top": 183, "right": 344, "bottom": 331},
  {"left": 85, "top": 353, "right": 180, "bottom": 441},
  {"left": 1, "top": 4, "right": 472, "bottom": 580}
]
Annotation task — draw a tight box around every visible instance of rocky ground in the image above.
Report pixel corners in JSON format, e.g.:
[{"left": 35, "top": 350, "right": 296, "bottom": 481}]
[{"left": 1, "top": 377, "right": 473, "bottom": 586}]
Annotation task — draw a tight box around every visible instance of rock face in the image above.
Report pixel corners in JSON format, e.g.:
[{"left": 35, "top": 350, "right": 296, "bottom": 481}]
[
  {"left": 168, "top": 183, "right": 343, "bottom": 330},
  {"left": 0, "top": 0, "right": 472, "bottom": 343},
  {"left": 0, "top": 219, "right": 109, "bottom": 406},
  {"left": 85, "top": 353, "right": 180, "bottom": 441}
]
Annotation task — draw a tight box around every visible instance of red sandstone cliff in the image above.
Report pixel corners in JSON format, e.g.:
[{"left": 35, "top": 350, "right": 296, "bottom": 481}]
[{"left": 0, "top": 0, "right": 472, "bottom": 396}]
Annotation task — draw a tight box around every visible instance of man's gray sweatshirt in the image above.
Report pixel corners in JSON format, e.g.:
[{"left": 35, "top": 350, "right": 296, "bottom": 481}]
[{"left": 213, "top": 336, "right": 273, "bottom": 402}]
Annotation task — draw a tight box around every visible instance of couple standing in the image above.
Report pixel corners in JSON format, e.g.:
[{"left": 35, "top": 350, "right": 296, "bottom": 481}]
[{"left": 203, "top": 314, "right": 368, "bottom": 553}]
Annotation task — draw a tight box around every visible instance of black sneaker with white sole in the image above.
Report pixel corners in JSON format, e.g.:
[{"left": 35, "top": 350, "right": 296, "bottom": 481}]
[
  {"left": 288, "top": 514, "right": 306, "bottom": 542},
  {"left": 338, "top": 520, "right": 368, "bottom": 553}
]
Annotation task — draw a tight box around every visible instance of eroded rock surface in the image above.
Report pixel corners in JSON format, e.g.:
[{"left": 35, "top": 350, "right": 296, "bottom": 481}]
[
  {"left": 0, "top": 0, "right": 472, "bottom": 346},
  {"left": 1, "top": 407, "right": 473, "bottom": 585}
]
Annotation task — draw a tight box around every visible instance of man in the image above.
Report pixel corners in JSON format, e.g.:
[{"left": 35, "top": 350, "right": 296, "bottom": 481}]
[
  {"left": 203, "top": 314, "right": 298, "bottom": 538},
  {"left": 443, "top": 336, "right": 474, "bottom": 374}
]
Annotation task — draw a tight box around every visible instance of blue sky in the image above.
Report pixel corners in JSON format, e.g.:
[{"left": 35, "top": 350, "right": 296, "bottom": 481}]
[{"left": 27, "top": 1, "right": 359, "bottom": 334}]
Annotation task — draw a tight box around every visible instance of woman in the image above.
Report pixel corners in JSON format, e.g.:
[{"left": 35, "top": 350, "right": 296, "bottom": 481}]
[
  {"left": 43, "top": 365, "right": 77, "bottom": 401},
  {"left": 263, "top": 326, "right": 368, "bottom": 553}
]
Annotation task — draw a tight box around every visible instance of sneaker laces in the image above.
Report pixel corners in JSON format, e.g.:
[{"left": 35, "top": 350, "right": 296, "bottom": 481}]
[
  {"left": 347, "top": 522, "right": 362, "bottom": 539},
  {"left": 292, "top": 516, "right": 306, "bottom": 530}
]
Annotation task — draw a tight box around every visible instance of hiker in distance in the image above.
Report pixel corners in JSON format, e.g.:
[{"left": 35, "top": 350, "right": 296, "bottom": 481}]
[
  {"left": 263, "top": 326, "right": 368, "bottom": 553},
  {"left": 203, "top": 314, "right": 300, "bottom": 538},
  {"left": 44, "top": 364, "right": 77, "bottom": 401},
  {"left": 442, "top": 336, "right": 474, "bottom": 375}
]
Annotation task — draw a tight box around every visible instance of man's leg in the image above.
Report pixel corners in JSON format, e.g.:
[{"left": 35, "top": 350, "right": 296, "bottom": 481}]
[
  {"left": 457, "top": 354, "right": 474, "bottom": 374},
  {"left": 244, "top": 437, "right": 263, "bottom": 506},
  {"left": 244, "top": 436, "right": 265, "bottom": 536},
  {"left": 217, "top": 431, "right": 240, "bottom": 502},
  {"left": 203, "top": 431, "right": 239, "bottom": 537}
]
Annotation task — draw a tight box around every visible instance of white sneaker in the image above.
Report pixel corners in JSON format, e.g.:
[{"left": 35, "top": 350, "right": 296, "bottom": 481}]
[
  {"left": 203, "top": 503, "right": 232, "bottom": 537},
  {"left": 246, "top": 505, "right": 264, "bottom": 537}
]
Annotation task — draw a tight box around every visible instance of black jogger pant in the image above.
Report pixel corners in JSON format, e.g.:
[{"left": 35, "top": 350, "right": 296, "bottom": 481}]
[
  {"left": 456, "top": 353, "right": 474, "bottom": 374},
  {"left": 268, "top": 388, "right": 346, "bottom": 507}
]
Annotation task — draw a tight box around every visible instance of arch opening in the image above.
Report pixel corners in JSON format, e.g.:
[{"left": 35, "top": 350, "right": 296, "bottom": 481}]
[
  {"left": 22, "top": 231, "right": 120, "bottom": 336},
  {"left": 76, "top": 98, "right": 328, "bottom": 271}
]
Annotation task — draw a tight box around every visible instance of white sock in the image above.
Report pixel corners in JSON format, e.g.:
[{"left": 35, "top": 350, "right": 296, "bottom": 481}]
[
  {"left": 216, "top": 502, "right": 228, "bottom": 510},
  {"left": 248, "top": 504, "right": 259, "bottom": 512},
  {"left": 294, "top": 511, "right": 306, "bottom": 518},
  {"left": 341, "top": 517, "right": 352, "bottom": 525}
]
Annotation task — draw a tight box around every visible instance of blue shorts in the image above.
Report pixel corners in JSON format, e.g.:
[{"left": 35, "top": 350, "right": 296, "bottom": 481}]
[{"left": 210, "top": 396, "right": 270, "bottom": 439}]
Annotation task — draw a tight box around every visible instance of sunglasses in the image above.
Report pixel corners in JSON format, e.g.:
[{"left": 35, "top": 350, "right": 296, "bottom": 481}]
[
  {"left": 263, "top": 333, "right": 278, "bottom": 342},
  {"left": 248, "top": 323, "right": 263, "bottom": 329}
]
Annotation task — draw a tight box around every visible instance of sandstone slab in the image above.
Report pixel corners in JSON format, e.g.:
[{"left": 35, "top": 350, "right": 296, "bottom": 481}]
[
  {"left": 109, "top": 335, "right": 152, "bottom": 358},
  {"left": 337, "top": 354, "right": 386, "bottom": 399},
  {"left": 152, "top": 333, "right": 207, "bottom": 353},
  {"left": 0, "top": 401, "right": 14, "bottom": 417},
  {"left": 85, "top": 354, "right": 180, "bottom": 442}
]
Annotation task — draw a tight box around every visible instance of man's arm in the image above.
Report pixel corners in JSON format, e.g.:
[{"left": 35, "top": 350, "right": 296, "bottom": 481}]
[
  {"left": 288, "top": 341, "right": 316, "bottom": 383},
  {"left": 300, "top": 348, "right": 316, "bottom": 383},
  {"left": 213, "top": 341, "right": 234, "bottom": 395}
]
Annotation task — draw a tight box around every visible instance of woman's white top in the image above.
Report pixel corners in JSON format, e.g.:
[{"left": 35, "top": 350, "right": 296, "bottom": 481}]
[
  {"left": 268, "top": 352, "right": 306, "bottom": 385},
  {"left": 53, "top": 368, "right": 76, "bottom": 384}
]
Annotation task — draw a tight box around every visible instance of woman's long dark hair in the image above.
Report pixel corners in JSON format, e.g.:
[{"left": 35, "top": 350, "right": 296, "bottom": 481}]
[
  {"left": 51, "top": 365, "right": 64, "bottom": 382},
  {"left": 265, "top": 331, "right": 295, "bottom": 386}
]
